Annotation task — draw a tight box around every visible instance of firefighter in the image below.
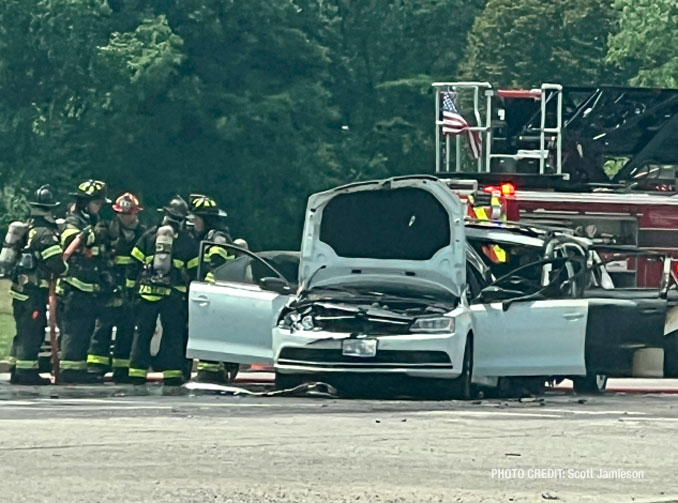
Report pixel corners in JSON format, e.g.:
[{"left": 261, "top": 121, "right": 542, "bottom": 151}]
[
  {"left": 2, "top": 185, "right": 66, "bottom": 385},
  {"left": 58, "top": 179, "right": 111, "bottom": 383},
  {"left": 127, "top": 196, "right": 199, "bottom": 386},
  {"left": 189, "top": 194, "right": 238, "bottom": 384},
  {"left": 189, "top": 194, "right": 233, "bottom": 282},
  {"left": 86, "top": 192, "right": 146, "bottom": 382}
]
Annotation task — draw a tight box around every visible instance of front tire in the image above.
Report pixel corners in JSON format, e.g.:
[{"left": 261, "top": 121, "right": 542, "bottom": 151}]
[
  {"left": 449, "top": 337, "right": 473, "bottom": 400},
  {"left": 572, "top": 373, "right": 608, "bottom": 394},
  {"left": 274, "top": 372, "right": 304, "bottom": 390}
]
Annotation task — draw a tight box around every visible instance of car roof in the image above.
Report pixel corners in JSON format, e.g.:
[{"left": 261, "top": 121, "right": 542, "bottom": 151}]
[{"left": 465, "top": 224, "right": 545, "bottom": 248}]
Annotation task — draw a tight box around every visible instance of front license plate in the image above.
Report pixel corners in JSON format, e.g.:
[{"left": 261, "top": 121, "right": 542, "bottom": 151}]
[{"left": 342, "top": 338, "right": 377, "bottom": 358}]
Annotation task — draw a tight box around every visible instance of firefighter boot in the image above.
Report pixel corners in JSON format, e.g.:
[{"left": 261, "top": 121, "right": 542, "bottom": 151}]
[
  {"left": 112, "top": 367, "right": 134, "bottom": 384},
  {"left": 87, "top": 364, "right": 109, "bottom": 379},
  {"left": 195, "top": 362, "right": 228, "bottom": 384},
  {"left": 11, "top": 369, "right": 51, "bottom": 386},
  {"left": 60, "top": 369, "right": 103, "bottom": 384}
]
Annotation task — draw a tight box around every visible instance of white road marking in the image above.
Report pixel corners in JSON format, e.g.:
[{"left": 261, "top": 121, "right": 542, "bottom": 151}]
[
  {"left": 413, "top": 410, "right": 564, "bottom": 418},
  {"left": 540, "top": 408, "right": 648, "bottom": 416}
]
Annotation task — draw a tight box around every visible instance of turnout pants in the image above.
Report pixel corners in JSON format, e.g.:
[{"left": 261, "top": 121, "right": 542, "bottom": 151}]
[
  {"left": 11, "top": 288, "right": 48, "bottom": 372},
  {"left": 129, "top": 294, "right": 187, "bottom": 384},
  {"left": 87, "top": 301, "right": 136, "bottom": 373},
  {"left": 59, "top": 289, "right": 100, "bottom": 372}
]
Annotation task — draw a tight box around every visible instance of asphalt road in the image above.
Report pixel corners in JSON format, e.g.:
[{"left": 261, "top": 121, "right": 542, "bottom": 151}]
[{"left": 1, "top": 390, "right": 677, "bottom": 503}]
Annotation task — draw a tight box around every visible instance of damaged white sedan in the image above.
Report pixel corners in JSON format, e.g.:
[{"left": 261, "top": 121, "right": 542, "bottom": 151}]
[{"left": 187, "top": 176, "right": 599, "bottom": 398}]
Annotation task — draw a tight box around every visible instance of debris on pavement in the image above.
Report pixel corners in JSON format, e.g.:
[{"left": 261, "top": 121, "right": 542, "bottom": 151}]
[
  {"left": 183, "top": 381, "right": 338, "bottom": 398},
  {"left": 541, "top": 491, "right": 559, "bottom": 500}
]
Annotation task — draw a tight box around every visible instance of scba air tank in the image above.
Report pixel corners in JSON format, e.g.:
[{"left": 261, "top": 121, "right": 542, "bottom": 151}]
[
  {"left": 153, "top": 225, "right": 175, "bottom": 276},
  {"left": 0, "top": 221, "right": 28, "bottom": 278}
]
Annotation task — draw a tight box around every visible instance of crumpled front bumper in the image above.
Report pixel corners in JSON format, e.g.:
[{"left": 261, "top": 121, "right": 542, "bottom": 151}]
[{"left": 273, "top": 328, "right": 465, "bottom": 379}]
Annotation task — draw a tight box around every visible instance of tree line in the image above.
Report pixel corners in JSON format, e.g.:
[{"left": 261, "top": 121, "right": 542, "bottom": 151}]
[{"left": 0, "top": 0, "right": 672, "bottom": 249}]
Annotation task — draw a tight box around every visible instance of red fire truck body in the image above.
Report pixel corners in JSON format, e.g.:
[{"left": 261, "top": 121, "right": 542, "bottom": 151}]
[{"left": 507, "top": 190, "right": 678, "bottom": 287}]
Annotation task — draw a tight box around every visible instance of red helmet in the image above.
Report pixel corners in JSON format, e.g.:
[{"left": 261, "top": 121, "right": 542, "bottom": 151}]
[{"left": 112, "top": 192, "right": 143, "bottom": 214}]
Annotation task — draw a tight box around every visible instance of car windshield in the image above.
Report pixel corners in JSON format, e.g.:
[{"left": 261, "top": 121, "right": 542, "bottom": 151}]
[{"left": 468, "top": 239, "right": 543, "bottom": 282}]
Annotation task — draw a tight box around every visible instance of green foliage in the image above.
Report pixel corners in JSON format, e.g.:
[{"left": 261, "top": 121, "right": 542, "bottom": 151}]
[
  {"left": 463, "top": 0, "right": 617, "bottom": 86},
  {"left": 607, "top": 0, "right": 678, "bottom": 87},
  {"left": 0, "top": 280, "right": 13, "bottom": 361},
  {"left": 0, "top": 183, "right": 28, "bottom": 230},
  {"left": 0, "top": 0, "right": 651, "bottom": 250},
  {"left": 328, "top": 0, "right": 485, "bottom": 180},
  {"left": 0, "top": 313, "right": 13, "bottom": 361}
]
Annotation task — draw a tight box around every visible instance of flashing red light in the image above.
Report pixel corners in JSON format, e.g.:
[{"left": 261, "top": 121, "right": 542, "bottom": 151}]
[
  {"left": 483, "top": 183, "right": 516, "bottom": 196},
  {"left": 500, "top": 182, "right": 516, "bottom": 196},
  {"left": 674, "top": 262, "right": 678, "bottom": 276}
]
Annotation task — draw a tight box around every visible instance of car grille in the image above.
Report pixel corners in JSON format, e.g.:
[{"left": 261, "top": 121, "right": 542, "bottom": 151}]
[{"left": 277, "top": 348, "right": 452, "bottom": 369}]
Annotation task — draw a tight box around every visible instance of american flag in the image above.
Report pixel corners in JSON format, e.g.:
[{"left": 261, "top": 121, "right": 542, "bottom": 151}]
[{"left": 441, "top": 91, "right": 482, "bottom": 160}]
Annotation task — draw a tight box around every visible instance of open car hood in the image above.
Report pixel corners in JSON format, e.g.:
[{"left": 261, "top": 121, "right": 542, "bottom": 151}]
[{"left": 299, "top": 176, "right": 466, "bottom": 298}]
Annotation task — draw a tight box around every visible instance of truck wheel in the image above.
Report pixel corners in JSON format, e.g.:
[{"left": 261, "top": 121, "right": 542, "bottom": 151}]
[
  {"left": 572, "top": 374, "right": 608, "bottom": 394},
  {"left": 449, "top": 338, "right": 473, "bottom": 400},
  {"left": 274, "top": 372, "right": 303, "bottom": 390},
  {"left": 663, "top": 331, "right": 678, "bottom": 377}
]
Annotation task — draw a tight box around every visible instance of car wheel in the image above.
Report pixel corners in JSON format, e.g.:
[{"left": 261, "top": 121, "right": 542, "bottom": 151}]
[
  {"left": 274, "top": 372, "right": 304, "bottom": 390},
  {"left": 572, "top": 373, "right": 608, "bottom": 394},
  {"left": 449, "top": 338, "right": 473, "bottom": 400}
]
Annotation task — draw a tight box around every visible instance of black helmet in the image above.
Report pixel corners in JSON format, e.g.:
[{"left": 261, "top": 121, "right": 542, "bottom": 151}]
[
  {"left": 162, "top": 195, "right": 189, "bottom": 222},
  {"left": 28, "top": 185, "right": 60, "bottom": 208},
  {"left": 189, "top": 193, "right": 227, "bottom": 218},
  {"left": 70, "top": 179, "right": 111, "bottom": 202}
]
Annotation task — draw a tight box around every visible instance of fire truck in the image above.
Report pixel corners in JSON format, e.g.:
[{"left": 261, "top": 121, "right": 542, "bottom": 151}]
[
  {"left": 433, "top": 82, "right": 678, "bottom": 289},
  {"left": 434, "top": 82, "right": 678, "bottom": 377}
]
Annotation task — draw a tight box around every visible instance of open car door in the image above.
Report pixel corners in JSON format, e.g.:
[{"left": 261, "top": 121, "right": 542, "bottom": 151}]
[
  {"left": 186, "top": 244, "right": 298, "bottom": 365},
  {"left": 470, "top": 255, "right": 588, "bottom": 377},
  {"left": 472, "top": 298, "right": 588, "bottom": 377}
]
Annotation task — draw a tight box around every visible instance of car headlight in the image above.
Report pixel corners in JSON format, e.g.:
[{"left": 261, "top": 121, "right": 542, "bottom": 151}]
[
  {"left": 300, "top": 315, "right": 314, "bottom": 331},
  {"left": 410, "top": 317, "right": 454, "bottom": 334}
]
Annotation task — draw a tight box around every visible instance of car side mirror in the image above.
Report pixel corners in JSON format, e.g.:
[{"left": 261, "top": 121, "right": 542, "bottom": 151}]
[{"left": 258, "top": 276, "right": 291, "bottom": 295}]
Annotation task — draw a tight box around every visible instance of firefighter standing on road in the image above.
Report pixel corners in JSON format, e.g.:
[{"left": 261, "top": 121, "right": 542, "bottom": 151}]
[
  {"left": 127, "top": 196, "right": 199, "bottom": 386},
  {"left": 58, "top": 180, "right": 111, "bottom": 384},
  {"left": 2, "top": 186, "right": 66, "bottom": 385},
  {"left": 189, "top": 194, "right": 237, "bottom": 384},
  {"left": 86, "top": 192, "right": 146, "bottom": 382}
]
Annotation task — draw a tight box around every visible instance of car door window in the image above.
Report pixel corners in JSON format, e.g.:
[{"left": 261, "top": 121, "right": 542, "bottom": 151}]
[
  {"left": 213, "top": 255, "right": 254, "bottom": 284},
  {"left": 198, "top": 241, "right": 289, "bottom": 287}
]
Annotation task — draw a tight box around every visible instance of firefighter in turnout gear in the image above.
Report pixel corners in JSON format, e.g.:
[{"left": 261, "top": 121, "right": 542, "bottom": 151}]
[
  {"left": 58, "top": 180, "right": 111, "bottom": 383},
  {"left": 86, "top": 192, "right": 146, "bottom": 382},
  {"left": 3, "top": 186, "right": 66, "bottom": 385},
  {"left": 127, "top": 196, "right": 199, "bottom": 386},
  {"left": 189, "top": 194, "right": 238, "bottom": 384}
]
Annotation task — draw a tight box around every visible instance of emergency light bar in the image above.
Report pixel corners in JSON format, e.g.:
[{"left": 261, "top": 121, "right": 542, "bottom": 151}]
[{"left": 482, "top": 182, "right": 516, "bottom": 197}]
